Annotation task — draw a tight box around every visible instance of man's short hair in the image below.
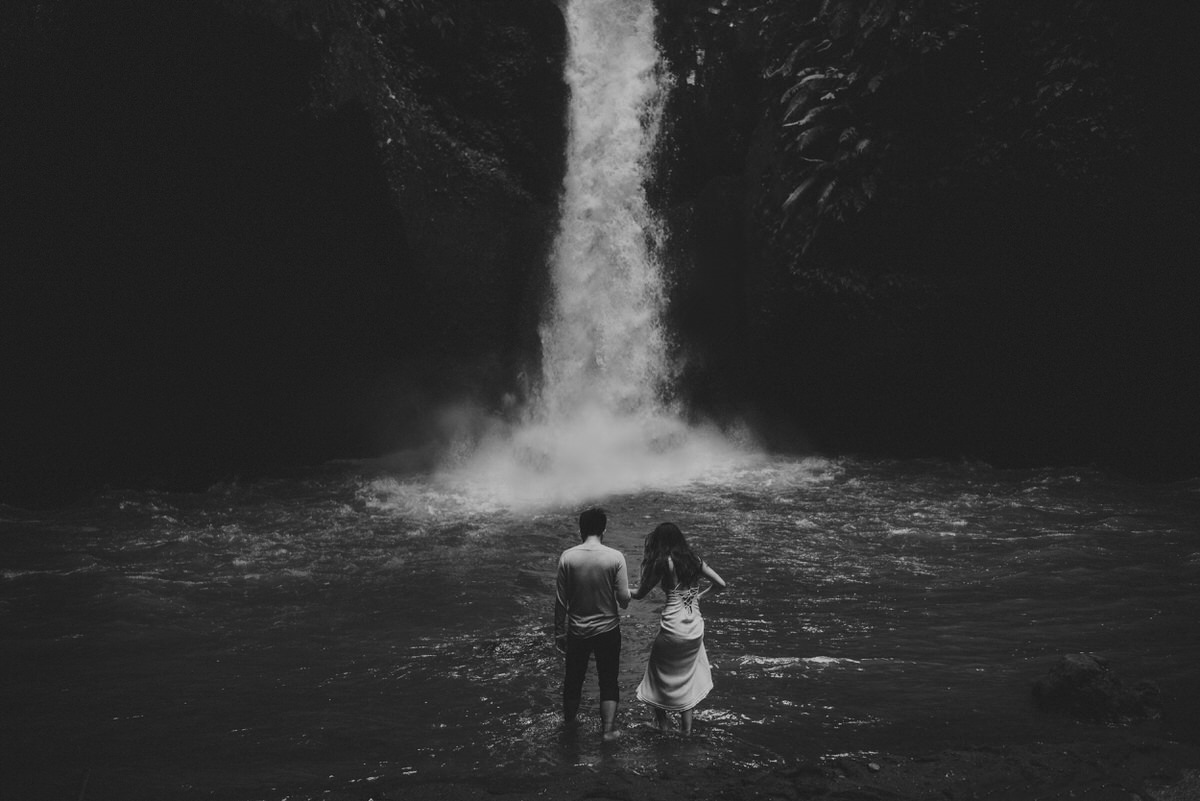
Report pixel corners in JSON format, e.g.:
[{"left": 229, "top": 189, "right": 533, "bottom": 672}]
[{"left": 579, "top": 507, "right": 607, "bottom": 539}]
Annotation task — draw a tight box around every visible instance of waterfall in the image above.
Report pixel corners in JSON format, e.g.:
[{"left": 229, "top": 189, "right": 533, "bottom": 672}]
[
  {"left": 536, "top": 0, "right": 671, "bottom": 423},
  {"left": 445, "top": 0, "right": 754, "bottom": 507}
]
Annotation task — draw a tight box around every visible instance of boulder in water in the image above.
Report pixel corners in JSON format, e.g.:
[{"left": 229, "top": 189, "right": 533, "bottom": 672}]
[{"left": 1032, "top": 653, "right": 1161, "bottom": 723}]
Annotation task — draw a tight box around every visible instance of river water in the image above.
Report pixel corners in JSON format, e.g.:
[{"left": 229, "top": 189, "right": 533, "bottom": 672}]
[{"left": 3, "top": 455, "right": 1199, "bottom": 799}]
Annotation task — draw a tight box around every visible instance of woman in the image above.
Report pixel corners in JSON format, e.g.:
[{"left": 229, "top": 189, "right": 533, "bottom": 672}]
[{"left": 632, "top": 522, "right": 727, "bottom": 734}]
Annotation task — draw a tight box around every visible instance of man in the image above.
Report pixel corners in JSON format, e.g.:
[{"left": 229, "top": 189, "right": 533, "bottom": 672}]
[{"left": 554, "top": 506, "right": 631, "bottom": 739}]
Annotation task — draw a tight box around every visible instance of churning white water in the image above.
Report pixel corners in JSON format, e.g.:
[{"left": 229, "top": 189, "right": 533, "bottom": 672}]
[
  {"left": 539, "top": 0, "right": 671, "bottom": 420},
  {"left": 445, "top": 0, "right": 755, "bottom": 507}
]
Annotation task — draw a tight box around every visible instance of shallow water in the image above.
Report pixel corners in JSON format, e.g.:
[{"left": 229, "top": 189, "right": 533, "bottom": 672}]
[{"left": 2, "top": 456, "right": 1199, "bottom": 799}]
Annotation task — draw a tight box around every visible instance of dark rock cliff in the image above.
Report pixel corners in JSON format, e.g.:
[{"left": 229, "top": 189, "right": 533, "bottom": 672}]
[
  {"left": 650, "top": 0, "right": 1200, "bottom": 473},
  {"left": 1, "top": 0, "right": 566, "bottom": 502}
]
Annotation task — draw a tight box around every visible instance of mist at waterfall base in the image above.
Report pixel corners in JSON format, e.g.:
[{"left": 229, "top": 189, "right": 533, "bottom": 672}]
[{"left": 423, "top": 399, "right": 756, "bottom": 509}]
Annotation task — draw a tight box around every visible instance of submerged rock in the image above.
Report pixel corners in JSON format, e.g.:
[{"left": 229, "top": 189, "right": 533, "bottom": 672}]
[{"left": 1032, "top": 653, "right": 1162, "bottom": 723}]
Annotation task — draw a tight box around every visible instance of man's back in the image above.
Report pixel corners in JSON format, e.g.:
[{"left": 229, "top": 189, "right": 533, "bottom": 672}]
[{"left": 556, "top": 542, "right": 629, "bottom": 638}]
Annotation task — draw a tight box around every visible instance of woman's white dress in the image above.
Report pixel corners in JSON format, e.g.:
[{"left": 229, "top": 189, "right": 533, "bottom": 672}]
[{"left": 636, "top": 583, "right": 713, "bottom": 711}]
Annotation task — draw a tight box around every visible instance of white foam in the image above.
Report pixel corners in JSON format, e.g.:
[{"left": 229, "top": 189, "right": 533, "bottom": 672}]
[{"left": 442, "top": 404, "right": 759, "bottom": 508}]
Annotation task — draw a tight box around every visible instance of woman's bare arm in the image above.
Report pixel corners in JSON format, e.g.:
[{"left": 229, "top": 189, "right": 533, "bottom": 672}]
[
  {"left": 698, "top": 561, "right": 726, "bottom": 598},
  {"left": 631, "top": 574, "right": 658, "bottom": 600}
]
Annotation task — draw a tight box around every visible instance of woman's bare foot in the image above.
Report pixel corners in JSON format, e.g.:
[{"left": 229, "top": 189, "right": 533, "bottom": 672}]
[{"left": 602, "top": 727, "right": 623, "bottom": 742}]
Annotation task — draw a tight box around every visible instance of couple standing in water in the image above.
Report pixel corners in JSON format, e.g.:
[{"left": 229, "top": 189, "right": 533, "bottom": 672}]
[{"left": 554, "top": 507, "right": 727, "bottom": 739}]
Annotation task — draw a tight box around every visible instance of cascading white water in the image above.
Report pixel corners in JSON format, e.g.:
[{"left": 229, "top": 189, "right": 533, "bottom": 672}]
[
  {"left": 537, "top": 0, "right": 671, "bottom": 423},
  {"left": 445, "top": 0, "right": 755, "bottom": 506}
]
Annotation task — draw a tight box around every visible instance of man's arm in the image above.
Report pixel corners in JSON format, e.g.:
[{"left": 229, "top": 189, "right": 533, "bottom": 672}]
[
  {"left": 614, "top": 555, "right": 631, "bottom": 609},
  {"left": 554, "top": 555, "right": 569, "bottom": 650}
]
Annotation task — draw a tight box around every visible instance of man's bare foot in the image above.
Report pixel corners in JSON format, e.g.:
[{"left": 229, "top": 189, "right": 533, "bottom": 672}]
[{"left": 602, "top": 728, "right": 623, "bottom": 742}]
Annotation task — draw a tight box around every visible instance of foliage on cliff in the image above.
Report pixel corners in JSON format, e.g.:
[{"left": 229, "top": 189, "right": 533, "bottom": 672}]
[
  {"left": 671, "top": 0, "right": 1198, "bottom": 278},
  {"left": 218, "top": 0, "right": 565, "bottom": 203},
  {"left": 655, "top": 0, "right": 1200, "bottom": 465}
]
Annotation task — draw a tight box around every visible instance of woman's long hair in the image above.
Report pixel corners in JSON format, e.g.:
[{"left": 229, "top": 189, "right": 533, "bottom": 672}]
[{"left": 640, "top": 522, "right": 703, "bottom": 590}]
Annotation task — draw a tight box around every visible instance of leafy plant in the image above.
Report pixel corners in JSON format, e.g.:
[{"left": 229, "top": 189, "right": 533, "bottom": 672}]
[{"left": 681, "top": 0, "right": 1145, "bottom": 275}]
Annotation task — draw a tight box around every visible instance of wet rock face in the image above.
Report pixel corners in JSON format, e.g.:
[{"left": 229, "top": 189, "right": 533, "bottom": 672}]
[{"left": 1032, "top": 653, "right": 1162, "bottom": 724}]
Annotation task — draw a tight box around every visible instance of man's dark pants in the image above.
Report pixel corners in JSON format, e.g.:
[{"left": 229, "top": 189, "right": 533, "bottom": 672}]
[{"left": 562, "top": 627, "right": 621, "bottom": 722}]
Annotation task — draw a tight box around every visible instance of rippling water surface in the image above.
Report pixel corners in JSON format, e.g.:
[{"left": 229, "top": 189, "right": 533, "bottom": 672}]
[{"left": 3, "top": 456, "right": 1199, "bottom": 800}]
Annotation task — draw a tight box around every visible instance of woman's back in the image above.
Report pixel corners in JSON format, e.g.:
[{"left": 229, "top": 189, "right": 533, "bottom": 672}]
[{"left": 658, "top": 558, "right": 704, "bottom": 637}]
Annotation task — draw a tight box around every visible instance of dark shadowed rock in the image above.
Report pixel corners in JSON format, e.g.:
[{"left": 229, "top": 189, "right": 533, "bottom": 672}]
[
  {"left": 1032, "top": 653, "right": 1162, "bottom": 724},
  {"left": 0, "top": 0, "right": 567, "bottom": 504}
]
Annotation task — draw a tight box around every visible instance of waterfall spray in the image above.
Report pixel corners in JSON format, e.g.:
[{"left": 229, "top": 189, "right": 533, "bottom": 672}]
[{"left": 445, "top": 0, "right": 754, "bottom": 506}]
